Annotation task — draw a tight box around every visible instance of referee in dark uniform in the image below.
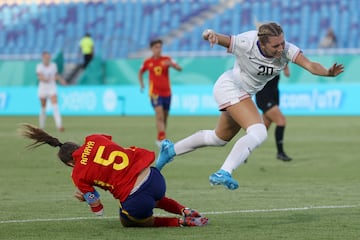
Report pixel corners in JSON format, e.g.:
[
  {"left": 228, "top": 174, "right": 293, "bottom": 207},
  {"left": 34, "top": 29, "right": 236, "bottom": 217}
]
[{"left": 255, "top": 64, "right": 292, "bottom": 161}]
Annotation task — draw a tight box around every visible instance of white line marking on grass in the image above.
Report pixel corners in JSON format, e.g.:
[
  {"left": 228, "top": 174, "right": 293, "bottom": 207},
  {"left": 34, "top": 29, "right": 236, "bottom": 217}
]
[
  {"left": 203, "top": 204, "right": 360, "bottom": 215},
  {"left": 1, "top": 204, "right": 358, "bottom": 224},
  {"left": 0, "top": 216, "right": 116, "bottom": 224}
]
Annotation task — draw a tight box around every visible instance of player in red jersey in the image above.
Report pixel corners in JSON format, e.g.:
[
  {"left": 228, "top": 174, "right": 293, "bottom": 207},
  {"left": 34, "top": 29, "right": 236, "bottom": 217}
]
[
  {"left": 20, "top": 124, "right": 208, "bottom": 227},
  {"left": 138, "top": 39, "right": 182, "bottom": 147}
]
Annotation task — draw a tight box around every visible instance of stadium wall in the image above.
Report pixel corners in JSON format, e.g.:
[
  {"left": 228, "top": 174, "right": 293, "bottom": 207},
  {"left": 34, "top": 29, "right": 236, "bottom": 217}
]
[
  {"left": 0, "top": 55, "right": 359, "bottom": 116},
  {"left": 0, "top": 83, "right": 359, "bottom": 116}
]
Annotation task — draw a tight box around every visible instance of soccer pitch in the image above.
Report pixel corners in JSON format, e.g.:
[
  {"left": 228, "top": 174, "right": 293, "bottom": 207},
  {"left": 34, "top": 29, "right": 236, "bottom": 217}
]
[{"left": 1, "top": 115, "right": 359, "bottom": 240}]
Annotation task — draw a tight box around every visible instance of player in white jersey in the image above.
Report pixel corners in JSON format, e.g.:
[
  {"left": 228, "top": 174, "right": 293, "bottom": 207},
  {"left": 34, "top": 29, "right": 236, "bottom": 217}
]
[
  {"left": 156, "top": 22, "right": 344, "bottom": 190},
  {"left": 36, "top": 51, "right": 67, "bottom": 132}
]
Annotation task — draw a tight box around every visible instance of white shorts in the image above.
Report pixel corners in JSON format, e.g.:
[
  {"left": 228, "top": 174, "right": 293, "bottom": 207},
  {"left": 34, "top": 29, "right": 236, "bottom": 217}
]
[
  {"left": 213, "top": 70, "right": 251, "bottom": 110},
  {"left": 38, "top": 85, "right": 57, "bottom": 99}
]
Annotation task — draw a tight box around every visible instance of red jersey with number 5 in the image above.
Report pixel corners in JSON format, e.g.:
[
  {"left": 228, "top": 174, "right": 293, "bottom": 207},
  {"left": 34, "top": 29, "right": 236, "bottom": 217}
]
[
  {"left": 139, "top": 56, "right": 173, "bottom": 97},
  {"left": 71, "top": 134, "right": 154, "bottom": 202}
]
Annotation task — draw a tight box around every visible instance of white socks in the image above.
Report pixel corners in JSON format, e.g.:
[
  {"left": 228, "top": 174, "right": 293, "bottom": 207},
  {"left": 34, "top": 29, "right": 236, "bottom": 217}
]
[
  {"left": 221, "top": 123, "right": 267, "bottom": 173},
  {"left": 39, "top": 107, "right": 46, "bottom": 129},
  {"left": 39, "top": 104, "right": 62, "bottom": 129},
  {"left": 170, "top": 124, "right": 267, "bottom": 174},
  {"left": 52, "top": 104, "right": 62, "bottom": 129},
  {"left": 174, "top": 130, "right": 228, "bottom": 155}
]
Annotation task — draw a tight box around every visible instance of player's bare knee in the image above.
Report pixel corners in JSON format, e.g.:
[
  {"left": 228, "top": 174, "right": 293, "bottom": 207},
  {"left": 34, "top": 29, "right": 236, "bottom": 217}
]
[
  {"left": 246, "top": 123, "right": 267, "bottom": 146},
  {"left": 276, "top": 115, "right": 286, "bottom": 126},
  {"left": 202, "top": 130, "right": 228, "bottom": 146}
]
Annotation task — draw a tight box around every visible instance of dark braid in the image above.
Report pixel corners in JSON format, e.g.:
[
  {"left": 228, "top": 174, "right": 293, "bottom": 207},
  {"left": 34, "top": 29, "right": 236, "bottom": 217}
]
[
  {"left": 21, "top": 124, "right": 80, "bottom": 165},
  {"left": 257, "top": 22, "right": 283, "bottom": 44},
  {"left": 21, "top": 124, "right": 63, "bottom": 149}
]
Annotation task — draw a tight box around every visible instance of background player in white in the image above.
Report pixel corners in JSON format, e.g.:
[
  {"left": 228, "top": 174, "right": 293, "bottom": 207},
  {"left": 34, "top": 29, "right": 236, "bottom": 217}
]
[
  {"left": 156, "top": 22, "right": 344, "bottom": 190},
  {"left": 36, "top": 51, "right": 67, "bottom": 132}
]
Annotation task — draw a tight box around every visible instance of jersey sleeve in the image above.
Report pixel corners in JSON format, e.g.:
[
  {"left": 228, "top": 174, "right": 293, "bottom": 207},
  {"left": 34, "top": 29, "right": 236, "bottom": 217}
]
[
  {"left": 94, "top": 134, "right": 112, "bottom": 140},
  {"left": 164, "top": 56, "right": 173, "bottom": 63},
  {"left": 169, "top": 57, "right": 179, "bottom": 68},
  {"left": 163, "top": 56, "right": 174, "bottom": 69},
  {"left": 101, "top": 134, "right": 112, "bottom": 140},
  {"left": 85, "top": 134, "right": 112, "bottom": 142},
  {"left": 284, "top": 42, "right": 301, "bottom": 62},
  {"left": 72, "top": 176, "right": 95, "bottom": 194},
  {"left": 228, "top": 31, "right": 255, "bottom": 56},
  {"left": 139, "top": 59, "right": 148, "bottom": 73}
]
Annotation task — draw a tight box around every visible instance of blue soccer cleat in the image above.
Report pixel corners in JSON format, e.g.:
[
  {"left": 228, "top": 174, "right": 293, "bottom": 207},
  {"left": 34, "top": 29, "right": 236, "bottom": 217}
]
[
  {"left": 209, "top": 169, "right": 239, "bottom": 190},
  {"left": 155, "top": 139, "right": 176, "bottom": 171}
]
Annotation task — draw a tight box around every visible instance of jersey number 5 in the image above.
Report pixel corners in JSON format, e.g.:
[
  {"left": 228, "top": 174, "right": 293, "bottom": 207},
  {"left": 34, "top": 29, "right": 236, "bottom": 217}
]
[{"left": 93, "top": 146, "right": 129, "bottom": 170}]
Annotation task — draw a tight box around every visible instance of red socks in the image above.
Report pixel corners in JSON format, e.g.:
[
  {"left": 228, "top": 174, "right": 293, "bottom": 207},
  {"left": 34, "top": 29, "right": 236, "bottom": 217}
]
[
  {"left": 153, "top": 197, "right": 188, "bottom": 227},
  {"left": 156, "top": 196, "right": 185, "bottom": 215},
  {"left": 153, "top": 217, "right": 180, "bottom": 227},
  {"left": 157, "top": 131, "right": 166, "bottom": 141}
]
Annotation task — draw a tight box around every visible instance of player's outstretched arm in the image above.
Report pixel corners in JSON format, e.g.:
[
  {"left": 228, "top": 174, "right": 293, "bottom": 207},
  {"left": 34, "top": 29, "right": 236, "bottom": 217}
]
[
  {"left": 170, "top": 61, "right": 182, "bottom": 71},
  {"left": 202, "top": 29, "right": 231, "bottom": 48},
  {"left": 294, "top": 52, "right": 344, "bottom": 77}
]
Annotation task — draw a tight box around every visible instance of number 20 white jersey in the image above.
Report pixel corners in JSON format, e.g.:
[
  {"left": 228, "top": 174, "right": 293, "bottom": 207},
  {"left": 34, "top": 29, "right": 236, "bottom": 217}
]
[{"left": 228, "top": 30, "right": 301, "bottom": 95}]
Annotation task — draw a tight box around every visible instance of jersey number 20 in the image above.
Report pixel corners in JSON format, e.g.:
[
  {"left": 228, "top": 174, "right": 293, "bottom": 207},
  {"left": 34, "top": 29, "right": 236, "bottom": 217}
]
[
  {"left": 93, "top": 146, "right": 129, "bottom": 170},
  {"left": 257, "top": 65, "right": 274, "bottom": 76}
]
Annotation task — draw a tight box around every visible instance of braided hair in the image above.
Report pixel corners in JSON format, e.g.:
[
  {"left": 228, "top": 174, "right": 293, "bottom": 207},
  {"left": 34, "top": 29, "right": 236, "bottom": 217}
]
[
  {"left": 21, "top": 124, "right": 80, "bottom": 166},
  {"left": 257, "top": 22, "right": 283, "bottom": 45}
]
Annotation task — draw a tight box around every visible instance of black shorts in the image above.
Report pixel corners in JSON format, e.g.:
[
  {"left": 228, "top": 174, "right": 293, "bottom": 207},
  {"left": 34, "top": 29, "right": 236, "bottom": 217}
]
[{"left": 255, "top": 75, "right": 280, "bottom": 113}]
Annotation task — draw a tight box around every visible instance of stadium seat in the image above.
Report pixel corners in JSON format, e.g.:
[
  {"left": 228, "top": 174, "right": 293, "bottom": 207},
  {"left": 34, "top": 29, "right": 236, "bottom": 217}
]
[{"left": 0, "top": 0, "right": 359, "bottom": 63}]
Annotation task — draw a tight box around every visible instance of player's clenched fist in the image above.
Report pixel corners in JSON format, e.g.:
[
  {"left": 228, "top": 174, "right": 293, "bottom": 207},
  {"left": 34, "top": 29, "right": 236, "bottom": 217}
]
[{"left": 202, "top": 29, "right": 218, "bottom": 47}]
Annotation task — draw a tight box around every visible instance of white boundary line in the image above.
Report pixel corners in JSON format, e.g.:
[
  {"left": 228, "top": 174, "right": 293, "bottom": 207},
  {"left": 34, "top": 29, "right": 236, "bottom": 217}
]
[
  {"left": 1, "top": 204, "right": 359, "bottom": 224},
  {"left": 203, "top": 204, "right": 359, "bottom": 215}
]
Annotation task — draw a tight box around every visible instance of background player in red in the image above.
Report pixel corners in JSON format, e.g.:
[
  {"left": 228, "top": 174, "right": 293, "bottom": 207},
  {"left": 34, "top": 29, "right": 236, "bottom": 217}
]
[
  {"left": 20, "top": 124, "right": 208, "bottom": 228},
  {"left": 138, "top": 39, "right": 182, "bottom": 147}
]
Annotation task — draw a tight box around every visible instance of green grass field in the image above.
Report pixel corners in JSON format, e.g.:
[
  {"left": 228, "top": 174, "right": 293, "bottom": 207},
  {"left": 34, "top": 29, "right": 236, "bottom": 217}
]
[{"left": 1, "top": 115, "right": 359, "bottom": 240}]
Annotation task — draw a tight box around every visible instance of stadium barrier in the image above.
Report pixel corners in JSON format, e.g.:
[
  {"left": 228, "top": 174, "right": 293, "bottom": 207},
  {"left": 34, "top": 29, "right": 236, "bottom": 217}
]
[
  {"left": 1, "top": 54, "right": 359, "bottom": 87},
  {"left": 0, "top": 83, "right": 359, "bottom": 116},
  {"left": 0, "top": 55, "right": 359, "bottom": 116}
]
